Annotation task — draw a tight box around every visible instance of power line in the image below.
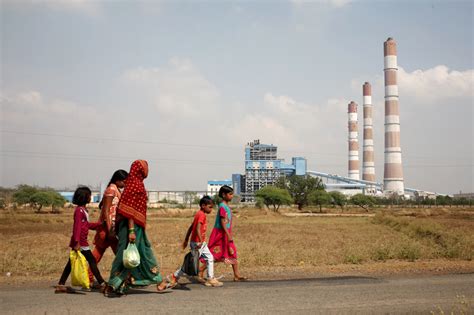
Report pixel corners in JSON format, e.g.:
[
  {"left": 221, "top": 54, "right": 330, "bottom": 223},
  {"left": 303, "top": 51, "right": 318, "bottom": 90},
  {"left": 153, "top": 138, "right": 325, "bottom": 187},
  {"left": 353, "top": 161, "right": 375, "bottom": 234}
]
[
  {"left": 1, "top": 150, "right": 472, "bottom": 169},
  {"left": 1, "top": 129, "right": 472, "bottom": 160},
  {"left": 0, "top": 150, "right": 242, "bottom": 166},
  {"left": 0, "top": 130, "right": 237, "bottom": 150},
  {"left": 0, "top": 129, "right": 387, "bottom": 159}
]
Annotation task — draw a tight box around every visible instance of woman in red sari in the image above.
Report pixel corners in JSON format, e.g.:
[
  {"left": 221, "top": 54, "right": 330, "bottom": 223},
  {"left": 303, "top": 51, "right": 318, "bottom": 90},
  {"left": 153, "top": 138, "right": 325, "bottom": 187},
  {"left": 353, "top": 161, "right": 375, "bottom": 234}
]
[
  {"left": 105, "top": 160, "right": 168, "bottom": 296},
  {"left": 89, "top": 169, "right": 128, "bottom": 284}
]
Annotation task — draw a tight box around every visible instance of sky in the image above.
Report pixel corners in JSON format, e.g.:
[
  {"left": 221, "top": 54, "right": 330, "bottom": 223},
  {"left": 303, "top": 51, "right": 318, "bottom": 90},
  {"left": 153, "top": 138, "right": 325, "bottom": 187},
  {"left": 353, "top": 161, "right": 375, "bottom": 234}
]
[{"left": 1, "top": 0, "right": 473, "bottom": 194}]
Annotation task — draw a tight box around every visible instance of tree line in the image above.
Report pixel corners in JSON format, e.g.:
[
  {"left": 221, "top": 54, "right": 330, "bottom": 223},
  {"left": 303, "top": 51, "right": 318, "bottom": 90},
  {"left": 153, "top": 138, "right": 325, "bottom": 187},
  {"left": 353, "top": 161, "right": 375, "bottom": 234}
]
[
  {"left": 1, "top": 180, "right": 472, "bottom": 213},
  {"left": 0, "top": 185, "right": 66, "bottom": 213},
  {"left": 254, "top": 175, "right": 473, "bottom": 212}
]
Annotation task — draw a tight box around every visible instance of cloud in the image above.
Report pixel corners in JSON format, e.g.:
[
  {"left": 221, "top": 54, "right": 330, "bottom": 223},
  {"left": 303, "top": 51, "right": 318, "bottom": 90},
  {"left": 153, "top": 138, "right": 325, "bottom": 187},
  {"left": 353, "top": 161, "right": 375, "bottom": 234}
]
[
  {"left": 230, "top": 114, "right": 294, "bottom": 145},
  {"left": 352, "top": 65, "right": 473, "bottom": 104},
  {"left": 0, "top": 90, "right": 98, "bottom": 127},
  {"left": 138, "top": 1, "right": 163, "bottom": 16},
  {"left": 3, "top": 0, "right": 101, "bottom": 16},
  {"left": 329, "top": 0, "right": 353, "bottom": 8},
  {"left": 232, "top": 92, "right": 349, "bottom": 164},
  {"left": 121, "top": 58, "right": 220, "bottom": 119},
  {"left": 232, "top": 5, "right": 244, "bottom": 13},
  {"left": 397, "top": 66, "right": 473, "bottom": 103},
  {"left": 290, "top": 0, "right": 353, "bottom": 8}
]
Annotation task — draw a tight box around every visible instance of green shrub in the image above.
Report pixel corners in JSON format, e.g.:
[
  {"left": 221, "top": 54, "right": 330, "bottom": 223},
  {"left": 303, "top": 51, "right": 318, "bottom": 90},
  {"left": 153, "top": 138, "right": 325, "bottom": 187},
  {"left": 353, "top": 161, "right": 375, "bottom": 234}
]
[
  {"left": 371, "top": 247, "right": 393, "bottom": 261},
  {"left": 397, "top": 244, "right": 421, "bottom": 261},
  {"left": 344, "top": 253, "right": 363, "bottom": 264}
]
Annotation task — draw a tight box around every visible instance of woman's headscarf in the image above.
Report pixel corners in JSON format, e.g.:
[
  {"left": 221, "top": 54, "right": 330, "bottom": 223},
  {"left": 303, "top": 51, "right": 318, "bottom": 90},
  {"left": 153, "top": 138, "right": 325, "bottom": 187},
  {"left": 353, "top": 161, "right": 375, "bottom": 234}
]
[{"left": 117, "top": 160, "right": 149, "bottom": 228}]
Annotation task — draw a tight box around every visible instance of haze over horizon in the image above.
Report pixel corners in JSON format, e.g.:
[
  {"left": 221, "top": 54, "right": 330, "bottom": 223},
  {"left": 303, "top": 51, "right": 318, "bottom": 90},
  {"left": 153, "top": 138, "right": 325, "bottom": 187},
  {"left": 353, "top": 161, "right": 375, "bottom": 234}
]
[{"left": 1, "top": 0, "right": 473, "bottom": 194}]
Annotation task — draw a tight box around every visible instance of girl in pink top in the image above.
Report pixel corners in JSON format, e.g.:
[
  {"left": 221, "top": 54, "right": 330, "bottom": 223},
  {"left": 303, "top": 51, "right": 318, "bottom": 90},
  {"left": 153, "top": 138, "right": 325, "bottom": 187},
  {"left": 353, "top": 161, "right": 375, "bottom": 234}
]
[{"left": 55, "top": 186, "right": 105, "bottom": 293}]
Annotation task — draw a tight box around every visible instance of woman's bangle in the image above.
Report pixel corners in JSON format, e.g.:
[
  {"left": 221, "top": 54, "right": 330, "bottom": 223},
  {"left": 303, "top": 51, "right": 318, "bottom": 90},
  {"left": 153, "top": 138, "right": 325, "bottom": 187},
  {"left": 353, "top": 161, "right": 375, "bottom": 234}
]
[{"left": 129, "top": 228, "right": 135, "bottom": 233}]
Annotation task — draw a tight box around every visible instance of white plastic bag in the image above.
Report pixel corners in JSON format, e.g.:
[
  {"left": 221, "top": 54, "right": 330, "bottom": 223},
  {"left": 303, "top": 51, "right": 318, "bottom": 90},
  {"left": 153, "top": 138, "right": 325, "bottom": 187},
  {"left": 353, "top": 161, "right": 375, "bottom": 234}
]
[{"left": 123, "top": 243, "right": 140, "bottom": 269}]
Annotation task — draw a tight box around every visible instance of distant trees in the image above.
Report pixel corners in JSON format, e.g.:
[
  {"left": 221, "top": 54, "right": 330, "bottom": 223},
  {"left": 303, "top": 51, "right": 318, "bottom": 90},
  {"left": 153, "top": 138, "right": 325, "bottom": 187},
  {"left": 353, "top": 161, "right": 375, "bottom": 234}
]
[
  {"left": 12, "top": 185, "right": 38, "bottom": 205},
  {"left": 13, "top": 185, "right": 66, "bottom": 213},
  {"left": 277, "top": 175, "right": 324, "bottom": 210},
  {"left": 309, "top": 190, "right": 331, "bottom": 212},
  {"left": 255, "top": 186, "right": 293, "bottom": 212},
  {"left": 0, "top": 187, "right": 16, "bottom": 210},
  {"left": 183, "top": 191, "right": 198, "bottom": 209},
  {"left": 328, "top": 191, "right": 347, "bottom": 210},
  {"left": 350, "top": 194, "right": 376, "bottom": 211}
]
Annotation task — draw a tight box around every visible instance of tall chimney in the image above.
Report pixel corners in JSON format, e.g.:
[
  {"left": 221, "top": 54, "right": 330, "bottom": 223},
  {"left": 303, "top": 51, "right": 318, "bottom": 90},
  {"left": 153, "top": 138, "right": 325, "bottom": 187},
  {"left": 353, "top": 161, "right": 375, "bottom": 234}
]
[
  {"left": 362, "top": 82, "right": 375, "bottom": 182},
  {"left": 348, "top": 101, "right": 359, "bottom": 180},
  {"left": 383, "top": 37, "right": 404, "bottom": 194}
]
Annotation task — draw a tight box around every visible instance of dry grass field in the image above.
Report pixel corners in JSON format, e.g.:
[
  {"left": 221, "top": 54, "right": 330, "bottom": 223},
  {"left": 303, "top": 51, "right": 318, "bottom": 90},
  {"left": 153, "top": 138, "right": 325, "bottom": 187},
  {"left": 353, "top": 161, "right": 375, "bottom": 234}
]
[{"left": 1, "top": 206, "right": 473, "bottom": 284}]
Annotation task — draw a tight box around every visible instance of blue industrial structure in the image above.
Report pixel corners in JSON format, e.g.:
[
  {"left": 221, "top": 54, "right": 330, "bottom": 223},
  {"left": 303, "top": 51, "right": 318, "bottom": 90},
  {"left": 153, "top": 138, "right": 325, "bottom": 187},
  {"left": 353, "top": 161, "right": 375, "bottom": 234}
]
[
  {"left": 231, "top": 174, "right": 244, "bottom": 196},
  {"left": 59, "top": 192, "right": 74, "bottom": 203},
  {"left": 235, "top": 140, "right": 308, "bottom": 202},
  {"left": 207, "top": 180, "right": 233, "bottom": 196},
  {"left": 59, "top": 191, "right": 101, "bottom": 203}
]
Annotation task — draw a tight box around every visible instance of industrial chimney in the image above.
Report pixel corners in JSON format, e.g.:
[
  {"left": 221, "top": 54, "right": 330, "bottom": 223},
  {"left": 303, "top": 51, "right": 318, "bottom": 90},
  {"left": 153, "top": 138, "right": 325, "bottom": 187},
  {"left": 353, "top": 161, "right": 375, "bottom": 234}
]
[
  {"left": 348, "top": 101, "right": 359, "bottom": 180},
  {"left": 362, "top": 82, "right": 375, "bottom": 182},
  {"left": 383, "top": 37, "right": 404, "bottom": 195}
]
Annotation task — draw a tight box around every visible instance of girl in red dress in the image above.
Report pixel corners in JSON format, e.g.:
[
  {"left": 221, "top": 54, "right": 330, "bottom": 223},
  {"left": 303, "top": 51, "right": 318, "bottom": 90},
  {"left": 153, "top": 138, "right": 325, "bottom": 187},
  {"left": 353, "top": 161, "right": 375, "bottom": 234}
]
[{"left": 208, "top": 185, "right": 247, "bottom": 281}]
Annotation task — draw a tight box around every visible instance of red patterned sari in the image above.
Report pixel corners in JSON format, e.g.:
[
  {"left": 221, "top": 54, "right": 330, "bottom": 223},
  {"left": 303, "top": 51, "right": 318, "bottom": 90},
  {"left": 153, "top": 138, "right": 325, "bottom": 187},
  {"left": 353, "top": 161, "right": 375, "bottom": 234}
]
[{"left": 117, "top": 160, "right": 149, "bottom": 228}]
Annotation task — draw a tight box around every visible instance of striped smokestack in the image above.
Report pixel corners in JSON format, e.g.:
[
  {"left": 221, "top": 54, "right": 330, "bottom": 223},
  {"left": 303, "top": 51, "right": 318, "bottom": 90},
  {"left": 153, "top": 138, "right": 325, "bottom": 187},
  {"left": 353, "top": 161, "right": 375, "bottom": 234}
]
[
  {"left": 362, "top": 82, "right": 375, "bottom": 182},
  {"left": 348, "top": 101, "right": 359, "bottom": 180},
  {"left": 383, "top": 37, "right": 404, "bottom": 194}
]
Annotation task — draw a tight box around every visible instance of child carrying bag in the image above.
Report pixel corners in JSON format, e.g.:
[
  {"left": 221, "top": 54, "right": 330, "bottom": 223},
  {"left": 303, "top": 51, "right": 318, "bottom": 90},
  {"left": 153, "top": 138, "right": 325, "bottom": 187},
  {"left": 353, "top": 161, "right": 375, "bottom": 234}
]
[
  {"left": 70, "top": 250, "right": 90, "bottom": 289},
  {"left": 123, "top": 242, "right": 140, "bottom": 269},
  {"left": 182, "top": 249, "right": 199, "bottom": 276}
]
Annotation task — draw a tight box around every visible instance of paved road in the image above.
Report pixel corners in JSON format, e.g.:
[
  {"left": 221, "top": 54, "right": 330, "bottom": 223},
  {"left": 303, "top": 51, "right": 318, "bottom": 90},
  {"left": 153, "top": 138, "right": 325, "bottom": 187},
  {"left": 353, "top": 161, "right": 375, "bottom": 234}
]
[{"left": 1, "top": 274, "right": 473, "bottom": 314}]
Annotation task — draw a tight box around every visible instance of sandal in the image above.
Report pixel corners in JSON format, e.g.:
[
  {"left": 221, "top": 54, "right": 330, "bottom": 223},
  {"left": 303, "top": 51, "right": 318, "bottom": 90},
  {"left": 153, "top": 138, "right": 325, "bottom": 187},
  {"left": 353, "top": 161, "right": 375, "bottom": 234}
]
[
  {"left": 195, "top": 276, "right": 206, "bottom": 284},
  {"left": 54, "top": 285, "right": 72, "bottom": 294},
  {"left": 103, "top": 285, "right": 121, "bottom": 298},
  {"left": 157, "top": 281, "right": 171, "bottom": 292},
  {"left": 99, "top": 282, "right": 108, "bottom": 294},
  {"left": 233, "top": 276, "right": 248, "bottom": 282}
]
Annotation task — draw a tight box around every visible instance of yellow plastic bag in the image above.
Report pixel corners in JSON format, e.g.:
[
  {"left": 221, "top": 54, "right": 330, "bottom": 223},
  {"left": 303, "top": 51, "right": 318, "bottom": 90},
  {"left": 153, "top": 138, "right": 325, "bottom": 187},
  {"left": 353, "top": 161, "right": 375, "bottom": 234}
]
[{"left": 70, "top": 250, "right": 90, "bottom": 289}]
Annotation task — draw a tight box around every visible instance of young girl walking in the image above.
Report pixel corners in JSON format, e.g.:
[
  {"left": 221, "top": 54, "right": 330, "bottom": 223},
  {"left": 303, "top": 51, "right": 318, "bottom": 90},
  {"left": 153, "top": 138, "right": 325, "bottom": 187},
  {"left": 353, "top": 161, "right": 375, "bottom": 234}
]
[
  {"left": 208, "top": 185, "right": 247, "bottom": 282},
  {"left": 88, "top": 169, "right": 128, "bottom": 284},
  {"left": 55, "top": 186, "right": 106, "bottom": 293}
]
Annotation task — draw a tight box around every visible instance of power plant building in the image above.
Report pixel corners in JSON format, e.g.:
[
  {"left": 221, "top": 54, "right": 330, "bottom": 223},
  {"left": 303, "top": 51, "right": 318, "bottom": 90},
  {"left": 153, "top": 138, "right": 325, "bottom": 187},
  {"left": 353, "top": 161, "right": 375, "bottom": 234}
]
[
  {"left": 237, "top": 140, "right": 307, "bottom": 202},
  {"left": 207, "top": 180, "right": 233, "bottom": 196}
]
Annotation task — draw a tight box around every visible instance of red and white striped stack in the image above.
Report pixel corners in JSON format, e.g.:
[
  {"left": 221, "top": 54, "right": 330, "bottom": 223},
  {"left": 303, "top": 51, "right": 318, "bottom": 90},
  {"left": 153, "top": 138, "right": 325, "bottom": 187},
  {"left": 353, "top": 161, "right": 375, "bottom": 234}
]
[
  {"left": 348, "top": 101, "right": 359, "bottom": 180},
  {"left": 362, "top": 82, "right": 375, "bottom": 182},
  {"left": 383, "top": 37, "right": 404, "bottom": 194}
]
